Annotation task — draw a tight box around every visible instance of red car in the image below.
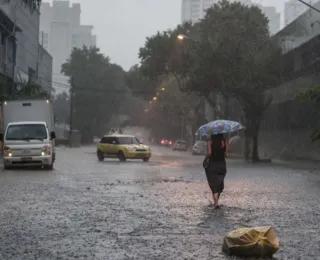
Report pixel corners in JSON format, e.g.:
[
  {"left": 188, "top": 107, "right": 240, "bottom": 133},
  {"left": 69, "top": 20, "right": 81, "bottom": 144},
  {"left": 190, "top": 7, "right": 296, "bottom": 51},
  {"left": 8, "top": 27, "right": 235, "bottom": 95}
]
[{"left": 160, "top": 138, "right": 173, "bottom": 147}]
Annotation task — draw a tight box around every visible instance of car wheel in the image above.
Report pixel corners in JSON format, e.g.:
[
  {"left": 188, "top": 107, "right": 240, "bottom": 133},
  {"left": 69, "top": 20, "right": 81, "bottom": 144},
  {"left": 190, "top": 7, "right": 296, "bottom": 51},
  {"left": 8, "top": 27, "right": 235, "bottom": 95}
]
[
  {"left": 97, "top": 150, "right": 104, "bottom": 161},
  {"left": 118, "top": 151, "right": 126, "bottom": 162},
  {"left": 143, "top": 157, "right": 150, "bottom": 162}
]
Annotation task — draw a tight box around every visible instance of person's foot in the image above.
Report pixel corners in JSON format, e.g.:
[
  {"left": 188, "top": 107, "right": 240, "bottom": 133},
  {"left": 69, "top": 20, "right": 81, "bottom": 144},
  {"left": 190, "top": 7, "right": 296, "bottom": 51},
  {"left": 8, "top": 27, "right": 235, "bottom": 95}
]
[{"left": 214, "top": 204, "right": 220, "bottom": 209}]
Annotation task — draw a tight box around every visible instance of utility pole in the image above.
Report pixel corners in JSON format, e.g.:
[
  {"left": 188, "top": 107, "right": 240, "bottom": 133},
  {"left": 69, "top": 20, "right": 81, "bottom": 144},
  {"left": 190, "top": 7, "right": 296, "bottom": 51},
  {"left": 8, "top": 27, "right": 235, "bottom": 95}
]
[{"left": 69, "top": 77, "right": 74, "bottom": 147}]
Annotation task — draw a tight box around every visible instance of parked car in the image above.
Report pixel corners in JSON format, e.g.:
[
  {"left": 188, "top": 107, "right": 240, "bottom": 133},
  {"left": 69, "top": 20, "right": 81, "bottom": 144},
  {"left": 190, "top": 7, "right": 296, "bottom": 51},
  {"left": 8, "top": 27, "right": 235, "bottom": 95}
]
[
  {"left": 172, "top": 140, "right": 188, "bottom": 151},
  {"left": 160, "top": 138, "right": 173, "bottom": 147},
  {"left": 96, "top": 134, "right": 151, "bottom": 162},
  {"left": 192, "top": 140, "right": 207, "bottom": 155}
]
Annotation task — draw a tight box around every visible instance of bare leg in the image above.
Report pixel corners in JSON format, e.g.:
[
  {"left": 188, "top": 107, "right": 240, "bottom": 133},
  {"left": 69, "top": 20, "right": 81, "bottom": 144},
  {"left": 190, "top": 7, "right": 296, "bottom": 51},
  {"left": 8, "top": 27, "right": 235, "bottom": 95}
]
[{"left": 213, "top": 192, "right": 219, "bottom": 206}]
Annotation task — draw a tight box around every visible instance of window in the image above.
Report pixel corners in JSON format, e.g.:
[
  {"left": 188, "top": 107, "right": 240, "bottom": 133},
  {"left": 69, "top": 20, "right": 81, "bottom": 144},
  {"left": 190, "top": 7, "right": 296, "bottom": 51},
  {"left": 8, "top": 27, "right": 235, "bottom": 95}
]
[
  {"left": 117, "top": 137, "right": 140, "bottom": 145},
  {"left": 5, "top": 124, "right": 48, "bottom": 141}
]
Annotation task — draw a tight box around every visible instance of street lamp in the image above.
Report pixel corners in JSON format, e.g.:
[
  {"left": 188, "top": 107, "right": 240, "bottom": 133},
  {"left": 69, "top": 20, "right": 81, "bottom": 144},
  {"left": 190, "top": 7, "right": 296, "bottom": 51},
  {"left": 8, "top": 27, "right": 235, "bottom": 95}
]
[
  {"left": 161, "top": 87, "right": 165, "bottom": 91},
  {"left": 177, "top": 34, "right": 185, "bottom": 40},
  {"left": 153, "top": 97, "right": 157, "bottom": 100},
  {"left": 177, "top": 34, "right": 188, "bottom": 40}
]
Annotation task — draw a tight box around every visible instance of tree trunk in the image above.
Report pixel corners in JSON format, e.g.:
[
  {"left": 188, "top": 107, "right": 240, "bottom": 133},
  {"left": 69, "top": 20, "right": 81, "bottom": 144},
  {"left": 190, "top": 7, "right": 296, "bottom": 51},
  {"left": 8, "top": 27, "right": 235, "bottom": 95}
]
[
  {"left": 224, "top": 96, "right": 229, "bottom": 119},
  {"left": 244, "top": 129, "right": 250, "bottom": 161},
  {"left": 251, "top": 122, "right": 261, "bottom": 162},
  {"left": 251, "top": 132, "right": 259, "bottom": 162}
]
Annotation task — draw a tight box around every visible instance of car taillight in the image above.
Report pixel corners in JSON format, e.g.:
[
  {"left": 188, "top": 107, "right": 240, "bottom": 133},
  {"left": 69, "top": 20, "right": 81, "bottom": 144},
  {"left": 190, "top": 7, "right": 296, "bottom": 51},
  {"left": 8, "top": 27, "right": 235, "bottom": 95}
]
[
  {"left": 161, "top": 140, "right": 164, "bottom": 144},
  {"left": 169, "top": 141, "right": 172, "bottom": 145}
]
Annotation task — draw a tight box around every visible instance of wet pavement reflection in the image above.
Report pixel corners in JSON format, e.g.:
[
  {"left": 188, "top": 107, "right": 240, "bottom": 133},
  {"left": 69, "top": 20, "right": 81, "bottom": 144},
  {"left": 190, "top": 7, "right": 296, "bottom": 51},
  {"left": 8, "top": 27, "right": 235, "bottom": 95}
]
[{"left": 0, "top": 146, "right": 319, "bottom": 259}]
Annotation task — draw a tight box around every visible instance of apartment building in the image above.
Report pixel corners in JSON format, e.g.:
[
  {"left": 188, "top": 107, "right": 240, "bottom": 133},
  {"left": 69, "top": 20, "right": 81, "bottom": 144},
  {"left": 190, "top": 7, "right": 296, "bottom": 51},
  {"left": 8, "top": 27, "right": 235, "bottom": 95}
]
[
  {"left": 40, "top": 1, "right": 96, "bottom": 93},
  {"left": 284, "top": 0, "right": 319, "bottom": 25},
  {"left": 0, "top": 0, "right": 52, "bottom": 91}
]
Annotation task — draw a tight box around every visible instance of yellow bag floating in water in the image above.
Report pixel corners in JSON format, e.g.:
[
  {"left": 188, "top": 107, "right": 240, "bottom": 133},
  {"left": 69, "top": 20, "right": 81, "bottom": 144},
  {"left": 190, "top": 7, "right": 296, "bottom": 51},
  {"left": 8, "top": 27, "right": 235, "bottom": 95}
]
[{"left": 222, "top": 226, "right": 279, "bottom": 258}]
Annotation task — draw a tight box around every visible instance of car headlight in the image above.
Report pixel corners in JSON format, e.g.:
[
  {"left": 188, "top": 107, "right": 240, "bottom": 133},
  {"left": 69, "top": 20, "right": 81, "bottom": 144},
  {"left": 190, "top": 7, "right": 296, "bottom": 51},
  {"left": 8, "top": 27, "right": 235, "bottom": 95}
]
[
  {"left": 126, "top": 146, "right": 135, "bottom": 151},
  {"left": 41, "top": 145, "right": 51, "bottom": 156},
  {"left": 3, "top": 146, "right": 12, "bottom": 157}
]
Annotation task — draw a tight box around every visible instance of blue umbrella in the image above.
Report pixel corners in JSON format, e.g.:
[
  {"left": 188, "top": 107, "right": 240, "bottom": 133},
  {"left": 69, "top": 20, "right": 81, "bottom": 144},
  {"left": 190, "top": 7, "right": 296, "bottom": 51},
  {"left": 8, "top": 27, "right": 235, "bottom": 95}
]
[{"left": 195, "top": 120, "right": 244, "bottom": 137}]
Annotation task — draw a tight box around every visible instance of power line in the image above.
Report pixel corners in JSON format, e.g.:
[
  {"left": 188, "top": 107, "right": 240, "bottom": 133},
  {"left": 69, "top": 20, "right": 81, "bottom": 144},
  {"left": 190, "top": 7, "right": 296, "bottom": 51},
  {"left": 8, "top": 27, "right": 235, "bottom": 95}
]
[{"left": 296, "top": 0, "right": 320, "bottom": 13}]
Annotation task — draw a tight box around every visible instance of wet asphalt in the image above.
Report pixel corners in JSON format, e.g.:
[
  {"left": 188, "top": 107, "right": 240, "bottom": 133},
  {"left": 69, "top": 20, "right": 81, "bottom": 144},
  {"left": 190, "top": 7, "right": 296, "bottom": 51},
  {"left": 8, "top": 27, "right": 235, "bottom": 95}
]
[{"left": 0, "top": 146, "right": 319, "bottom": 260}]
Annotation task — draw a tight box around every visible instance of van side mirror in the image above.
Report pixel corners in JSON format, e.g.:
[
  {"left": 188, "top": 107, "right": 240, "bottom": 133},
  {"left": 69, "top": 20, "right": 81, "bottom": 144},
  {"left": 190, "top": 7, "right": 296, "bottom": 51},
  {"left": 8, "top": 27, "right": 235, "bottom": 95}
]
[{"left": 50, "top": 131, "right": 56, "bottom": 140}]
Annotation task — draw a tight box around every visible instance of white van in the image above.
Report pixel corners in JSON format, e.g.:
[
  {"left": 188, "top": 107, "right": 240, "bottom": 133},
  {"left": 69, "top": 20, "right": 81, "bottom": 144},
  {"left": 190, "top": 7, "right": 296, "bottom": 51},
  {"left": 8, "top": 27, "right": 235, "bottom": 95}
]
[{"left": 2, "top": 100, "right": 56, "bottom": 170}]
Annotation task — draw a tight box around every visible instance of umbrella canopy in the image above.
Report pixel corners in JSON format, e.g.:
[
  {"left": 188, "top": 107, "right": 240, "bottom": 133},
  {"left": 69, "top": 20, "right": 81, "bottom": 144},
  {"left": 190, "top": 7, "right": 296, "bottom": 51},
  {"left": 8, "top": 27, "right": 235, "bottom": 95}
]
[{"left": 195, "top": 120, "right": 244, "bottom": 137}]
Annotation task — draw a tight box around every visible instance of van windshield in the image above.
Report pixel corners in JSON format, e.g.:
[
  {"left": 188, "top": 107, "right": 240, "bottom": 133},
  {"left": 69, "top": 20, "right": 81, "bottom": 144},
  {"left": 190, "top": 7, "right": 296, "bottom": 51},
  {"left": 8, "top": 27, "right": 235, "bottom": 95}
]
[{"left": 5, "top": 124, "right": 48, "bottom": 141}]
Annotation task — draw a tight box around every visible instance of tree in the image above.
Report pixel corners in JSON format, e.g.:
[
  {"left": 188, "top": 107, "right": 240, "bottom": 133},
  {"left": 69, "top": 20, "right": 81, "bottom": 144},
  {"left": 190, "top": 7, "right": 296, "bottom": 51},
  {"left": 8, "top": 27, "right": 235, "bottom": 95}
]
[
  {"left": 138, "top": 0, "right": 282, "bottom": 161},
  {"left": 125, "top": 64, "right": 158, "bottom": 100},
  {"left": 14, "top": 81, "right": 50, "bottom": 98},
  {"left": 144, "top": 77, "right": 205, "bottom": 142},
  {"left": 196, "top": 0, "right": 282, "bottom": 161},
  {"left": 138, "top": 22, "right": 196, "bottom": 91},
  {"left": 53, "top": 92, "right": 70, "bottom": 124},
  {"left": 117, "top": 93, "right": 148, "bottom": 126},
  {"left": 61, "top": 46, "right": 127, "bottom": 143},
  {"left": 297, "top": 87, "right": 320, "bottom": 141},
  {"left": 0, "top": 80, "right": 50, "bottom": 100}
]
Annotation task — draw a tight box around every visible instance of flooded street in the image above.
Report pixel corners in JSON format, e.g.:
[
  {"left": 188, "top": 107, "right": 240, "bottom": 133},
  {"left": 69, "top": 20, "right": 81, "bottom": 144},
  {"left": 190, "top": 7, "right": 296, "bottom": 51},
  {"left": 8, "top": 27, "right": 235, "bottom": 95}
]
[{"left": 0, "top": 146, "right": 320, "bottom": 259}]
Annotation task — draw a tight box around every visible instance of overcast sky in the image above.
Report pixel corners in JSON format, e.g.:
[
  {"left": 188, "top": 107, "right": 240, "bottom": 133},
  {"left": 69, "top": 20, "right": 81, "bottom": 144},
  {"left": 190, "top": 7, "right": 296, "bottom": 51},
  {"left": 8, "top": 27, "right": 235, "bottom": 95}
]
[{"left": 46, "top": 0, "right": 289, "bottom": 70}]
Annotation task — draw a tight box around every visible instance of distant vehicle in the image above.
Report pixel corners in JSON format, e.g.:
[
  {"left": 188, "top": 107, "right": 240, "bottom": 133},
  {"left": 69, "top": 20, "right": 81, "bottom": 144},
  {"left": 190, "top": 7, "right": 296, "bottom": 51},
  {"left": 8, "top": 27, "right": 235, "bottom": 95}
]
[
  {"left": 172, "top": 140, "right": 188, "bottom": 151},
  {"left": 160, "top": 138, "right": 173, "bottom": 147},
  {"left": 2, "top": 99, "right": 56, "bottom": 170},
  {"left": 135, "top": 133, "right": 144, "bottom": 144},
  {"left": 96, "top": 134, "right": 151, "bottom": 162},
  {"left": 192, "top": 140, "right": 207, "bottom": 155},
  {"left": 93, "top": 136, "right": 100, "bottom": 144}
]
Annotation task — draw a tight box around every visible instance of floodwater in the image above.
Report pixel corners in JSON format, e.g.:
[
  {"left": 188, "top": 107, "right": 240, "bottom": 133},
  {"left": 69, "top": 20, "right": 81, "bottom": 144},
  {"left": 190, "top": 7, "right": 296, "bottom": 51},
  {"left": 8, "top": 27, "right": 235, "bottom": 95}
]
[{"left": 0, "top": 146, "right": 319, "bottom": 259}]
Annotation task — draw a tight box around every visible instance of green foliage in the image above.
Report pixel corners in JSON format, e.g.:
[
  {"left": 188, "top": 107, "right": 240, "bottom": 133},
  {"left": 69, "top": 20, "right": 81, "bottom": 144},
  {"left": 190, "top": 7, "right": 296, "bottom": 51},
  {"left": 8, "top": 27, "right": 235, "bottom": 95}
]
[
  {"left": 146, "top": 78, "right": 205, "bottom": 140},
  {"left": 125, "top": 65, "right": 157, "bottom": 100},
  {"left": 138, "top": 0, "right": 282, "bottom": 161},
  {"left": 53, "top": 92, "right": 70, "bottom": 124},
  {"left": 61, "top": 46, "right": 127, "bottom": 143},
  {"left": 297, "top": 87, "right": 320, "bottom": 141},
  {"left": 117, "top": 93, "right": 148, "bottom": 126},
  {"left": 0, "top": 80, "right": 49, "bottom": 100},
  {"left": 15, "top": 82, "right": 49, "bottom": 99}
]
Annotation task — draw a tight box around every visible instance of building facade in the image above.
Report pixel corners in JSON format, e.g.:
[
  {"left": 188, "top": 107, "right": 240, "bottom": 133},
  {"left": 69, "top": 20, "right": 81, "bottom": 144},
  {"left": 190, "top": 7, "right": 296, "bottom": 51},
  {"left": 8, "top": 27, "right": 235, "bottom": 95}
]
[
  {"left": 256, "top": 4, "right": 280, "bottom": 35},
  {"left": 284, "top": 0, "right": 319, "bottom": 25},
  {"left": 0, "top": 6, "right": 19, "bottom": 89},
  {"left": 40, "top": 1, "right": 96, "bottom": 93},
  {"left": 0, "top": 0, "right": 53, "bottom": 91},
  {"left": 181, "top": 0, "right": 252, "bottom": 23},
  {"left": 181, "top": 0, "right": 280, "bottom": 34}
]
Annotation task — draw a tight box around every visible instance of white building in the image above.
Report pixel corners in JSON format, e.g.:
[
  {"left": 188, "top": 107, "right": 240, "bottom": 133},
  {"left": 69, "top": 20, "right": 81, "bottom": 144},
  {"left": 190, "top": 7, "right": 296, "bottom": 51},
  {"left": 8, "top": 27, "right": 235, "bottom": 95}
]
[
  {"left": 0, "top": 0, "right": 53, "bottom": 91},
  {"left": 181, "top": 0, "right": 252, "bottom": 23},
  {"left": 40, "top": 1, "right": 96, "bottom": 93},
  {"left": 284, "top": 0, "right": 319, "bottom": 25},
  {"left": 256, "top": 4, "right": 281, "bottom": 35}
]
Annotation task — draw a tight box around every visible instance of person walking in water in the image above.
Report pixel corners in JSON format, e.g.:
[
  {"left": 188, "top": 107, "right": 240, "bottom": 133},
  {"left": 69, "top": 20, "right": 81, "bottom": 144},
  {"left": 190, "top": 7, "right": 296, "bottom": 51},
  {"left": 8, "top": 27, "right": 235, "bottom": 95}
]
[{"left": 205, "top": 133, "right": 229, "bottom": 209}]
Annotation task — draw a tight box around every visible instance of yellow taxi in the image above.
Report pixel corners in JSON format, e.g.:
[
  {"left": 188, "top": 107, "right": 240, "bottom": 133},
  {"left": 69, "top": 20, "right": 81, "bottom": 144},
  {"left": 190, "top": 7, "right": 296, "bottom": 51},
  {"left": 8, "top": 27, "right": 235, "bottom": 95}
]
[{"left": 96, "top": 134, "right": 151, "bottom": 162}]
